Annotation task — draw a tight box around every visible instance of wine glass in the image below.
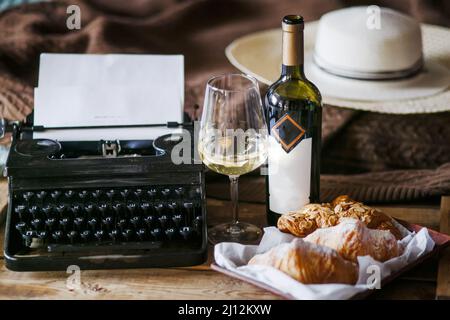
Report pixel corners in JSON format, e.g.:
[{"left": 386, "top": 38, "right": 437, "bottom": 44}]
[{"left": 198, "top": 73, "right": 269, "bottom": 244}]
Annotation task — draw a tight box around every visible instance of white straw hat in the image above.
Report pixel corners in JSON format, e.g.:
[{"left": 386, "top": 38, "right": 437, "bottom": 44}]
[{"left": 225, "top": 7, "right": 450, "bottom": 114}]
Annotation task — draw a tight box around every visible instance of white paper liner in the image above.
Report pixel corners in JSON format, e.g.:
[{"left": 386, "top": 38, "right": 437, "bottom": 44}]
[{"left": 214, "top": 226, "right": 435, "bottom": 300}]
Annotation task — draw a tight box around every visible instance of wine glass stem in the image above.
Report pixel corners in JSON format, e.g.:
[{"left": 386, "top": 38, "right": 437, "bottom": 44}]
[{"left": 229, "top": 175, "right": 240, "bottom": 226}]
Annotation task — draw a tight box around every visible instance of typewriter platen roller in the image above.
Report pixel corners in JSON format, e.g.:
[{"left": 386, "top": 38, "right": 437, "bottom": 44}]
[{"left": 3, "top": 121, "right": 207, "bottom": 271}]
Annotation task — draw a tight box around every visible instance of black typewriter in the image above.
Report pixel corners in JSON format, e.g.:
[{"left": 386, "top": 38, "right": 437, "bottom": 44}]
[{"left": 2, "top": 118, "right": 207, "bottom": 271}]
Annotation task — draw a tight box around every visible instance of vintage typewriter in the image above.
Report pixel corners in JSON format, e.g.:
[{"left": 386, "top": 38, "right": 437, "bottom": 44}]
[{"left": 2, "top": 117, "right": 207, "bottom": 271}]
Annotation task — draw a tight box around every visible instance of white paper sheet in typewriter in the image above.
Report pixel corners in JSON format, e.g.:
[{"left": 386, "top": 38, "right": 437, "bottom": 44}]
[{"left": 34, "top": 53, "right": 184, "bottom": 141}]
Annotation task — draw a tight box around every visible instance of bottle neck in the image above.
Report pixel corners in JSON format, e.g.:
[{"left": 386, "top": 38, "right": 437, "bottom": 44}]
[
  {"left": 281, "top": 25, "right": 304, "bottom": 79},
  {"left": 281, "top": 64, "right": 305, "bottom": 79}
]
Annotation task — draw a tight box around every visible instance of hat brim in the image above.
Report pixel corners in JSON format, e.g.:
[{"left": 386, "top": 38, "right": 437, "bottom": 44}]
[{"left": 225, "top": 21, "right": 450, "bottom": 113}]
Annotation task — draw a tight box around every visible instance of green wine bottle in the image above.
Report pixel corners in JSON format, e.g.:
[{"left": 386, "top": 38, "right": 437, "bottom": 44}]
[{"left": 265, "top": 15, "right": 322, "bottom": 226}]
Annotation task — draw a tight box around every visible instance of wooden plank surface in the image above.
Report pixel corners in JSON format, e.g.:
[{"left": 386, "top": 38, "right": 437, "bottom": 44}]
[
  {"left": 436, "top": 196, "right": 450, "bottom": 300},
  {"left": 0, "top": 183, "right": 444, "bottom": 299},
  {"left": 0, "top": 261, "right": 280, "bottom": 300}
]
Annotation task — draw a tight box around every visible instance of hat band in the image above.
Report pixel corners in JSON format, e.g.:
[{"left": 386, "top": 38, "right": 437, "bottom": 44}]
[{"left": 313, "top": 53, "right": 424, "bottom": 80}]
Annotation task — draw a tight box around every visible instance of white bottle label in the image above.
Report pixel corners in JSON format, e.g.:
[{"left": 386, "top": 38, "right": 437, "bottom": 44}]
[{"left": 268, "top": 135, "right": 312, "bottom": 214}]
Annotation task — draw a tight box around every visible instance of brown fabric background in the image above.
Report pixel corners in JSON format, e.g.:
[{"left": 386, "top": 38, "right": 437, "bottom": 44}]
[{"left": 0, "top": 0, "right": 449, "bottom": 204}]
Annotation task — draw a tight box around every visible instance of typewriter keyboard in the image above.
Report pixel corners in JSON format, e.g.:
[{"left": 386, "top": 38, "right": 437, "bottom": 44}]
[{"left": 11, "top": 186, "right": 204, "bottom": 252}]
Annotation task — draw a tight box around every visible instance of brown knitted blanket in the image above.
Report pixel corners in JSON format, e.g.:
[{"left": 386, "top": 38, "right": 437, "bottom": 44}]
[{"left": 0, "top": 0, "right": 449, "bottom": 204}]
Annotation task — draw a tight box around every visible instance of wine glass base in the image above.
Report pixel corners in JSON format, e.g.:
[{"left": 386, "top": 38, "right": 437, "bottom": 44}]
[{"left": 208, "top": 222, "right": 262, "bottom": 245}]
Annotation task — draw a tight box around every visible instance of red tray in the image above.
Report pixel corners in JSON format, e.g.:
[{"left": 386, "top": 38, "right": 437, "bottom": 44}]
[{"left": 211, "top": 220, "right": 450, "bottom": 300}]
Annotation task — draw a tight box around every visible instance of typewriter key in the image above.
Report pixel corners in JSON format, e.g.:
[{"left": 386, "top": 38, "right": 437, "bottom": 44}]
[
  {"left": 140, "top": 202, "right": 151, "bottom": 214},
  {"left": 94, "top": 230, "right": 104, "bottom": 242},
  {"left": 143, "top": 215, "right": 155, "bottom": 227},
  {"left": 109, "top": 229, "right": 119, "bottom": 242},
  {"left": 15, "top": 222, "right": 27, "bottom": 233},
  {"left": 78, "top": 190, "right": 89, "bottom": 200},
  {"left": 87, "top": 218, "right": 98, "bottom": 230},
  {"left": 98, "top": 203, "right": 109, "bottom": 216},
  {"left": 161, "top": 188, "right": 171, "bottom": 198},
  {"left": 59, "top": 218, "right": 70, "bottom": 231},
  {"left": 130, "top": 216, "right": 141, "bottom": 228},
  {"left": 127, "top": 203, "right": 137, "bottom": 215},
  {"left": 70, "top": 205, "right": 82, "bottom": 216},
  {"left": 22, "top": 230, "right": 36, "bottom": 247},
  {"left": 31, "top": 218, "right": 41, "bottom": 229},
  {"left": 74, "top": 217, "right": 85, "bottom": 230},
  {"left": 80, "top": 230, "right": 91, "bottom": 242},
  {"left": 85, "top": 203, "right": 96, "bottom": 215},
  {"left": 42, "top": 205, "right": 53, "bottom": 216},
  {"left": 92, "top": 189, "right": 103, "bottom": 199},
  {"left": 45, "top": 217, "right": 56, "bottom": 230},
  {"left": 120, "top": 189, "right": 131, "bottom": 199},
  {"left": 183, "top": 202, "right": 194, "bottom": 209},
  {"left": 29, "top": 206, "right": 40, "bottom": 219},
  {"left": 64, "top": 190, "right": 75, "bottom": 199},
  {"left": 51, "top": 190, "right": 62, "bottom": 200},
  {"left": 136, "top": 228, "right": 147, "bottom": 241},
  {"left": 37, "top": 230, "right": 48, "bottom": 240},
  {"left": 165, "top": 228, "right": 176, "bottom": 240},
  {"left": 154, "top": 203, "right": 165, "bottom": 215},
  {"left": 56, "top": 204, "right": 67, "bottom": 214},
  {"left": 52, "top": 230, "right": 63, "bottom": 243},
  {"left": 122, "top": 229, "right": 133, "bottom": 241},
  {"left": 117, "top": 218, "right": 127, "bottom": 231},
  {"left": 113, "top": 203, "right": 125, "bottom": 215},
  {"left": 174, "top": 187, "right": 185, "bottom": 197},
  {"left": 23, "top": 191, "right": 34, "bottom": 202},
  {"left": 102, "top": 216, "right": 113, "bottom": 230},
  {"left": 67, "top": 230, "right": 78, "bottom": 244},
  {"left": 147, "top": 188, "right": 157, "bottom": 198},
  {"left": 172, "top": 214, "right": 183, "bottom": 227},
  {"left": 134, "top": 189, "right": 144, "bottom": 199},
  {"left": 36, "top": 191, "right": 48, "bottom": 200},
  {"left": 158, "top": 215, "right": 169, "bottom": 228},
  {"left": 168, "top": 202, "right": 178, "bottom": 212},
  {"left": 106, "top": 189, "right": 116, "bottom": 200},
  {"left": 179, "top": 226, "right": 194, "bottom": 240},
  {"left": 150, "top": 228, "right": 162, "bottom": 240},
  {"left": 15, "top": 205, "right": 27, "bottom": 220}
]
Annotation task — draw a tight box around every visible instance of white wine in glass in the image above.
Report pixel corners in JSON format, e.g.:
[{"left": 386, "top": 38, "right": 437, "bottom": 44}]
[
  {"left": 198, "top": 73, "right": 269, "bottom": 244},
  {"left": 198, "top": 136, "right": 267, "bottom": 176}
]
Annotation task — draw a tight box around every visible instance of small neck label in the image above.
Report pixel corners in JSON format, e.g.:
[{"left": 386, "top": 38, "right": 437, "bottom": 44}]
[{"left": 282, "top": 30, "right": 303, "bottom": 66}]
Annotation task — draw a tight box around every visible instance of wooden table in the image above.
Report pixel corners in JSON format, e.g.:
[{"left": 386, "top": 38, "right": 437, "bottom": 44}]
[{"left": 0, "top": 180, "right": 449, "bottom": 300}]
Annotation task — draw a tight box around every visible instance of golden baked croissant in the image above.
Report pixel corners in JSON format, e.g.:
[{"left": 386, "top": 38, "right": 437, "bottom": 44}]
[
  {"left": 277, "top": 195, "right": 403, "bottom": 239},
  {"left": 248, "top": 238, "right": 358, "bottom": 285},
  {"left": 305, "top": 218, "right": 401, "bottom": 262},
  {"left": 277, "top": 203, "right": 339, "bottom": 237},
  {"left": 331, "top": 196, "right": 402, "bottom": 240}
]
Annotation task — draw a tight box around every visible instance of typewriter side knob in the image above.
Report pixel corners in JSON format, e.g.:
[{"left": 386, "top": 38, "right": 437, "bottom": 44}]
[
  {"left": 152, "top": 133, "right": 185, "bottom": 155},
  {"left": 15, "top": 139, "right": 61, "bottom": 157}
]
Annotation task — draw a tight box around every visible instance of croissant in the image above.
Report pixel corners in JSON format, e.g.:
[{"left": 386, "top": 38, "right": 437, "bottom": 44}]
[
  {"left": 248, "top": 238, "right": 358, "bottom": 285},
  {"left": 277, "top": 195, "right": 403, "bottom": 239},
  {"left": 277, "top": 203, "right": 339, "bottom": 237},
  {"left": 305, "top": 218, "right": 401, "bottom": 262},
  {"left": 332, "top": 196, "right": 403, "bottom": 240}
]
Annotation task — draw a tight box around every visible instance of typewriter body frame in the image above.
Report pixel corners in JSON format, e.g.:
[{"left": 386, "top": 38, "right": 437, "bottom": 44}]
[{"left": 3, "top": 117, "right": 207, "bottom": 271}]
